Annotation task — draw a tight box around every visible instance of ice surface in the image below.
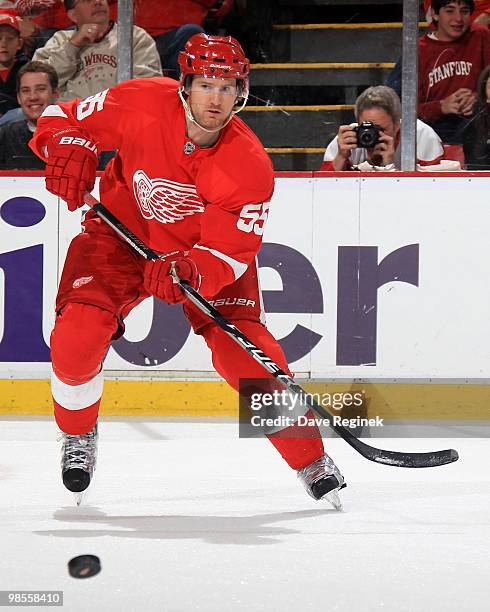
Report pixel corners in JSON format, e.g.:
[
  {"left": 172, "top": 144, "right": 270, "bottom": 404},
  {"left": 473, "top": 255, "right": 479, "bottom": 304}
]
[{"left": 0, "top": 418, "right": 488, "bottom": 611}]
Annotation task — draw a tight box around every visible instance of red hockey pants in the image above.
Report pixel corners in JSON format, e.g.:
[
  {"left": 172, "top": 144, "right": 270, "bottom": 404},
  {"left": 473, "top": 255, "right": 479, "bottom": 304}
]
[{"left": 51, "top": 303, "right": 324, "bottom": 470}]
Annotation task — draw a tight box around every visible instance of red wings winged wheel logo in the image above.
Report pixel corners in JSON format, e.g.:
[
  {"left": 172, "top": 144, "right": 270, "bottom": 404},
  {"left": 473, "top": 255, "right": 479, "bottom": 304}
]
[{"left": 132, "top": 170, "right": 205, "bottom": 224}]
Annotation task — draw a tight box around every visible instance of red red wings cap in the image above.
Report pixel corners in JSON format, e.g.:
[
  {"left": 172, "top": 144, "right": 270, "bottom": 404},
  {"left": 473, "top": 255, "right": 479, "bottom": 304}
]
[{"left": 0, "top": 14, "right": 21, "bottom": 33}]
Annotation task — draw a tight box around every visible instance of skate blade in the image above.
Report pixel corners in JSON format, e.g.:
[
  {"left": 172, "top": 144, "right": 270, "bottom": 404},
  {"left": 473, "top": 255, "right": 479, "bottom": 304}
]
[{"left": 323, "top": 489, "right": 343, "bottom": 511}]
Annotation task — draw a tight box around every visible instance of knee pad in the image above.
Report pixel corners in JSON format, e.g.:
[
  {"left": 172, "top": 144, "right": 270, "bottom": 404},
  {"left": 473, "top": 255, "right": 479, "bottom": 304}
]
[{"left": 51, "top": 303, "right": 118, "bottom": 384}]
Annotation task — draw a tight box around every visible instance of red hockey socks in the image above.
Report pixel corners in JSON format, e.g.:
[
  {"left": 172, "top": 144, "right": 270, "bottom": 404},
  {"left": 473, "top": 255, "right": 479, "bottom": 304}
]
[{"left": 50, "top": 303, "right": 118, "bottom": 434}]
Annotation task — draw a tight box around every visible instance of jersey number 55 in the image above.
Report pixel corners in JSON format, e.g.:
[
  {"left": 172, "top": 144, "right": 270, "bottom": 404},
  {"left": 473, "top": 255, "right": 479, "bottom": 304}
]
[{"left": 237, "top": 203, "right": 269, "bottom": 235}]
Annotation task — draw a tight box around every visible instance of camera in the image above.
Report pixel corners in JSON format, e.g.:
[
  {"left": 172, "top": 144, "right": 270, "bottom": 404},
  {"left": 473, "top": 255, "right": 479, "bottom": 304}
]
[{"left": 355, "top": 121, "right": 381, "bottom": 148}]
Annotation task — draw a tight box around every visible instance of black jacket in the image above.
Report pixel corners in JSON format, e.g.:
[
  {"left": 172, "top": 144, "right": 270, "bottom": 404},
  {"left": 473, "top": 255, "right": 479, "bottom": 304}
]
[
  {"left": 0, "top": 55, "right": 29, "bottom": 116},
  {"left": 0, "top": 119, "right": 45, "bottom": 170},
  {"left": 462, "top": 114, "right": 490, "bottom": 171}
]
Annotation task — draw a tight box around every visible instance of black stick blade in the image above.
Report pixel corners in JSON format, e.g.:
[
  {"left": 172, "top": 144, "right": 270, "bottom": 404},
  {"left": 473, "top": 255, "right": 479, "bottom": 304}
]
[{"left": 362, "top": 446, "right": 459, "bottom": 468}]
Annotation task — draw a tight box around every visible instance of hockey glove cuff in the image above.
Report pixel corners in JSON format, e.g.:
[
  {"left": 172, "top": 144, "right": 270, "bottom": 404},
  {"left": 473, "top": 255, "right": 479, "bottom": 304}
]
[{"left": 45, "top": 128, "right": 98, "bottom": 211}]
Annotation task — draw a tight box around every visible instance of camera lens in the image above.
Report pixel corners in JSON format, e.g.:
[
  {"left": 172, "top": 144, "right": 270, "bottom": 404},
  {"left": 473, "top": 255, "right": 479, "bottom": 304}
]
[
  {"left": 359, "top": 132, "right": 373, "bottom": 147},
  {"left": 356, "top": 122, "right": 380, "bottom": 149}
]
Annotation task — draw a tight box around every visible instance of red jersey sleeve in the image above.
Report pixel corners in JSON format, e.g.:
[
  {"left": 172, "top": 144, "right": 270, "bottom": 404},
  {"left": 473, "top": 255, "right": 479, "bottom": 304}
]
[{"left": 30, "top": 78, "right": 165, "bottom": 161}]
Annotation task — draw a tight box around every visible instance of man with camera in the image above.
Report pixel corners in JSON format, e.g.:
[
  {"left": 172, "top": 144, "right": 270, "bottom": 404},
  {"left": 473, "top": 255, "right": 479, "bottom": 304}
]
[{"left": 321, "top": 86, "right": 445, "bottom": 171}]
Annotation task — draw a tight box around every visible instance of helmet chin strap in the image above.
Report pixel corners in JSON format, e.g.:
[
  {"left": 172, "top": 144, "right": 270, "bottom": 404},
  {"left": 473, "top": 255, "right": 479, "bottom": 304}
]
[{"left": 178, "top": 88, "right": 247, "bottom": 134}]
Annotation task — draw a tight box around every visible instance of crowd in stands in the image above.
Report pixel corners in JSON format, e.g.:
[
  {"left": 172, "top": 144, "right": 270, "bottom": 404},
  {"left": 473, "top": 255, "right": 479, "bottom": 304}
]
[
  {"left": 325, "top": 0, "right": 490, "bottom": 171},
  {"left": 32, "top": 0, "right": 161, "bottom": 101},
  {"left": 0, "top": 0, "right": 488, "bottom": 171},
  {"left": 387, "top": 0, "right": 490, "bottom": 149}
]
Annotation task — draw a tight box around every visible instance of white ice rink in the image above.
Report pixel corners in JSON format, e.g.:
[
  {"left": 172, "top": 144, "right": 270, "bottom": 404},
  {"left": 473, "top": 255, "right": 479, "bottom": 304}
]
[{"left": 0, "top": 418, "right": 488, "bottom": 612}]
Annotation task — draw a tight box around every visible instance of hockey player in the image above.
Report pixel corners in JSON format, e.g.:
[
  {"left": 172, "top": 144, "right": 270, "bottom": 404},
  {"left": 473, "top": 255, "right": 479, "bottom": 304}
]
[{"left": 30, "top": 34, "right": 345, "bottom": 508}]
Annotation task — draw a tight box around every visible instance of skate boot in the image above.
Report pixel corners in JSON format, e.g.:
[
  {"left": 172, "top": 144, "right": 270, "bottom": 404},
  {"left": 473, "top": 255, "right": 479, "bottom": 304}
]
[
  {"left": 60, "top": 424, "right": 98, "bottom": 504},
  {"left": 297, "top": 453, "right": 346, "bottom": 510}
]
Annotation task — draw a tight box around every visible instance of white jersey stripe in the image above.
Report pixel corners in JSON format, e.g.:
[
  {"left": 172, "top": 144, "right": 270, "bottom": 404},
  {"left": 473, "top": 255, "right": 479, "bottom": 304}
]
[
  {"left": 51, "top": 368, "right": 103, "bottom": 410},
  {"left": 255, "top": 255, "right": 267, "bottom": 325},
  {"left": 194, "top": 245, "right": 248, "bottom": 280},
  {"left": 41, "top": 104, "right": 68, "bottom": 119}
]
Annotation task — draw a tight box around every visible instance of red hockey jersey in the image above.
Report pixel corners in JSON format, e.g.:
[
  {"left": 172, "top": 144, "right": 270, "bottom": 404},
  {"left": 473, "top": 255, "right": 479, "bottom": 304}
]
[
  {"left": 418, "top": 25, "right": 490, "bottom": 123},
  {"left": 31, "top": 77, "right": 274, "bottom": 294}
]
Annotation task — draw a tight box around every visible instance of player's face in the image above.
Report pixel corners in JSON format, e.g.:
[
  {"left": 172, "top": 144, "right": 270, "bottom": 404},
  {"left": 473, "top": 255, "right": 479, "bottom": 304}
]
[
  {"left": 0, "top": 25, "right": 21, "bottom": 68},
  {"left": 187, "top": 76, "right": 238, "bottom": 130},
  {"left": 17, "top": 72, "right": 59, "bottom": 124},
  {"left": 433, "top": 2, "right": 472, "bottom": 41},
  {"left": 68, "top": 0, "right": 110, "bottom": 26}
]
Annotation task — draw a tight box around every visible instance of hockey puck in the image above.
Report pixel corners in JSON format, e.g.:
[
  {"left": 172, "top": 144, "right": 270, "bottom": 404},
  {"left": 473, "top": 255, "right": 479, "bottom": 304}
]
[{"left": 68, "top": 555, "right": 101, "bottom": 578}]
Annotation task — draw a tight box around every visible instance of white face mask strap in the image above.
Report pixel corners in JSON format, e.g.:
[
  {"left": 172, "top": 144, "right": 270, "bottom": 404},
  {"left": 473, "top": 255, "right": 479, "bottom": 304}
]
[{"left": 233, "top": 94, "right": 248, "bottom": 115}]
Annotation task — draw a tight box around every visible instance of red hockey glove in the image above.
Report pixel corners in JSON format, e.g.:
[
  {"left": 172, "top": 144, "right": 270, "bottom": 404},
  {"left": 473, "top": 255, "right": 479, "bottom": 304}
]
[
  {"left": 45, "top": 128, "right": 98, "bottom": 211},
  {"left": 144, "top": 251, "right": 201, "bottom": 304}
]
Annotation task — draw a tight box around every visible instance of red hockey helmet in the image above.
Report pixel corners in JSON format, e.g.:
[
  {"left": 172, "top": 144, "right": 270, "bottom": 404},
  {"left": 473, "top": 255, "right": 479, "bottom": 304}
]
[
  {"left": 178, "top": 34, "right": 250, "bottom": 128},
  {"left": 178, "top": 33, "right": 250, "bottom": 86}
]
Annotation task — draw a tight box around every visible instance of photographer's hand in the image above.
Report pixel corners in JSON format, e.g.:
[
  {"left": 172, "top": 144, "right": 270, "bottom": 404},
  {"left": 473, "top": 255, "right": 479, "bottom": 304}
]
[
  {"left": 333, "top": 124, "right": 358, "bottom": 170},
  {"left": 369, "top": 131, "right": 395, "bottom": 167}
]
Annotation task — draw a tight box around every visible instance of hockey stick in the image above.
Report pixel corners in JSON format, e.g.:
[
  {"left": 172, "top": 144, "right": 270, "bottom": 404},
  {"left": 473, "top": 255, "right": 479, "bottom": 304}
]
[{"left": 84, "top": 194, "right": 459, "bottom": 468}]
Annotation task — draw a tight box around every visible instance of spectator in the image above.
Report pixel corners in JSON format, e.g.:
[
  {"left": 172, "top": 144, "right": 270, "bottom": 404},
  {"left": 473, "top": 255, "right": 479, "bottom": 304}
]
[
  {"left": 26, "top": 1, "right": 232, "bottom": 79},
  {"left": 132, "top": 1, "right": 233, "bottom": 79},
  {"left": 321, "top": 86, "right": 445, "bottom": 171},
  {"left": 0, "top": 1, "right": 43, "bottom": 55},
  {"left": 16, "top": 0, "right": 117, "bottom": 50},
  {"left": 0, "top": 59, "right": 58, "bottom": 168},
  {"left": 32, "top": 0, "right": 161, "bottom": 101},
  {"left": 462, "top": 64, "right": 490, "bottom": 168},
  {"left": 0, "top": 13, "right": 28, "bottom": 116},
  {"left": 386, "top": 1, "right": 490, "bottom": 144},
  {"left": 424, "top": 0, "right": 490, "bottom": 26},
  {"left": 419, "top": 1, "right": 490, "bottom": 144}
]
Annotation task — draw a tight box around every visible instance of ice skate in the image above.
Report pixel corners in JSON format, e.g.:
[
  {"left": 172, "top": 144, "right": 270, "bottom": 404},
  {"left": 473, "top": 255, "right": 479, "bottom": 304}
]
[
  {"left": 297, "top": 453, "right": 346, "bottom": 511},
  {"left": 60, "top": 424, "right": 98, "bottom": 505}
]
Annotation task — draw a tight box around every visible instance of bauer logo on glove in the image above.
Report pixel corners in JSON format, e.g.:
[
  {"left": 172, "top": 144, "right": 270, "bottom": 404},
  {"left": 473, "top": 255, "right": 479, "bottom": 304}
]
[
  {"left": 44, "top": 128, "right": 98, "bottom": 212},
  {"left": 58, "top": 136, "right": 98, "bottom": 152}
]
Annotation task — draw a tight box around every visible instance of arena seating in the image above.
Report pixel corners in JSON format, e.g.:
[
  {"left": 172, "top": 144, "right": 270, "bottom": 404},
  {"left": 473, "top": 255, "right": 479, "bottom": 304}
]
[{"left": 241, "top": 0, "right": 426, "bottom": 170}]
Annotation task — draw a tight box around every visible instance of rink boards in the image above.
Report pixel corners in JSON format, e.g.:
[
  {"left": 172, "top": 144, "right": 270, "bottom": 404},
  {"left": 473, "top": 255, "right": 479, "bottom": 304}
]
[{"left": 1, "top": 171, "right": 489, "bottom": 418}]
